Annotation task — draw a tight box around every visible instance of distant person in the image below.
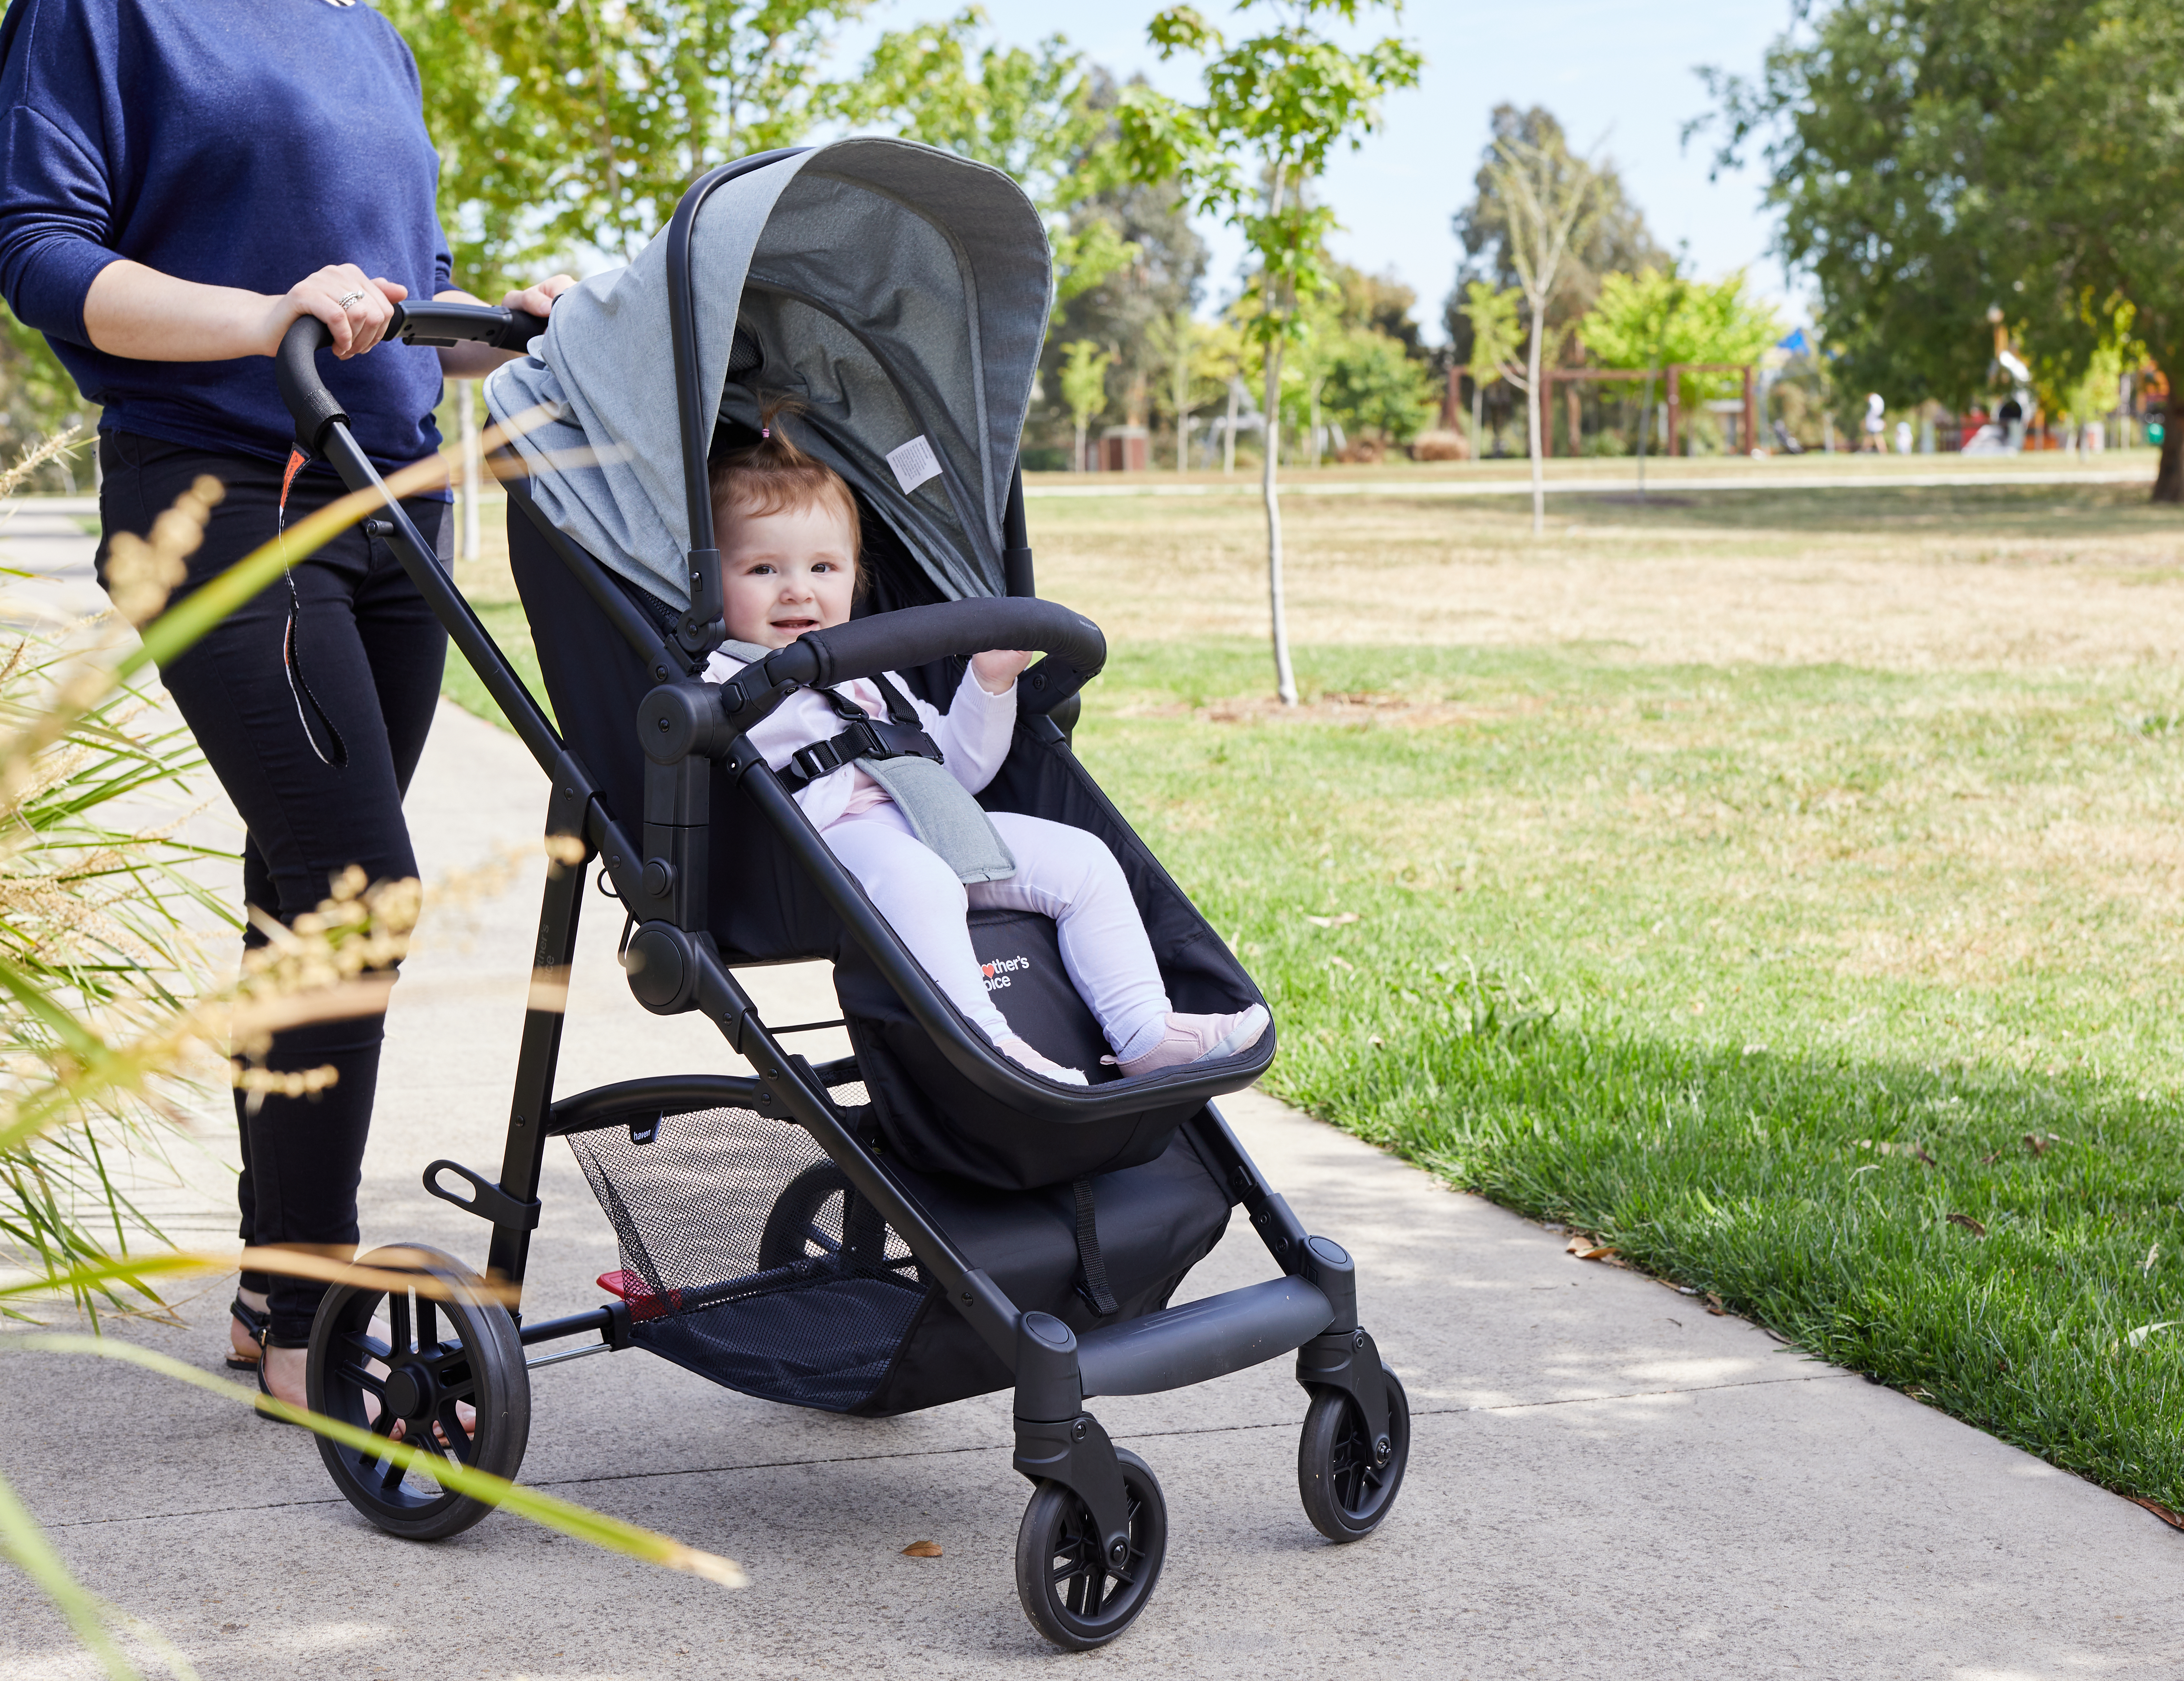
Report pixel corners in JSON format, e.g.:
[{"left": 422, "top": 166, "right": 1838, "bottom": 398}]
[
  {"left": 0, "top": 0, "right": 573, "bottom": 1411},
  {"left": 1894, "top": 419, "right": 1914, "bottom": 454},
  {"left": 1863, "top": 393, "right": 1886, "bottom": 452}
]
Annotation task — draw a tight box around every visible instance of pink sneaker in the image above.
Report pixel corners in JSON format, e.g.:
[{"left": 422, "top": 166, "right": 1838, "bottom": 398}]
[{"left": 1110, "top": 1006, "right": 1271, "bottom": 1079}]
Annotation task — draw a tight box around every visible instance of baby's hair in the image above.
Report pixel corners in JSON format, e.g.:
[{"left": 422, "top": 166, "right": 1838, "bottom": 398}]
[{"left": 710, "top": 396, "right": 865, "bottom": 596}]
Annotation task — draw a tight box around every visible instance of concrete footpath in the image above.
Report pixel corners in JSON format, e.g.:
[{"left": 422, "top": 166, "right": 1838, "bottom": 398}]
[{"left": 4, "top": 685, "right": 2180, "bottom": 1675}]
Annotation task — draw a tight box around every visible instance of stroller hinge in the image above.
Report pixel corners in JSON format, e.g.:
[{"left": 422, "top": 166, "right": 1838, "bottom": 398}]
[{"left": 677, "top": 546, "right": 724, "bottom": 656}]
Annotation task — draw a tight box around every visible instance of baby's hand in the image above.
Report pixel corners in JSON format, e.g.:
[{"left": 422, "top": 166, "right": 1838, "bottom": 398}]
[{"left": 972, "top": 649, "right": 1034, "bottom": 694}]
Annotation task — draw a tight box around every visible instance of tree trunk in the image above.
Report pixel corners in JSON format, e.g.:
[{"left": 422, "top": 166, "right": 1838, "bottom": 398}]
[
  {"left": 1470, "top": 382, "right": 1483, "bottom": 458},
  {"left": 1074, "top": 421, "right": 1087, "bottom": 472},
  {"left": 1309, "top": 380, "right": 1322, "bottom": 468},
  {"left": 1525, "top": 306, "right": 1546, "bottom": 534},
  {"left": 1264, "top": 341, "right": 1296, "bottom": 705},
  {"left": 1223, "top": 380, "right": 1239, "bottom": 475},
  {"left": 2154, "top": 365, "right": 2182, "bottom": 502}
]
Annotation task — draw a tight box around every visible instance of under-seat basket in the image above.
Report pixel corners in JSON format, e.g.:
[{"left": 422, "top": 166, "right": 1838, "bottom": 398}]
[{"left": 566, "top": 1081, "right": 931, "bottom": 1414}]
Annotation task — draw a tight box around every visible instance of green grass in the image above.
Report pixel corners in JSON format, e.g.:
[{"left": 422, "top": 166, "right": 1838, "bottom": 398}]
[
  {"left": 437, "top": 520, "right": 2184, "bottom": 1513},
  {"left": 439, "top": 599, "right": 552, "bottom": 733},
  {"left": 1074, "top": 640, "right": 2184, "bottom": 1512}
]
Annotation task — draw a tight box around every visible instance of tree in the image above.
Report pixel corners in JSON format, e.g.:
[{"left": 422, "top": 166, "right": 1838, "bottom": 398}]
[
  {"left": 1147, "top": 312, "right": 1242, "bottom": 471},
  {"left": 1459, "top": 281, "right": 1523, "bottom": 457},
  {"left": 1443, "top": 104, "right": 1666, "bottom": 367},
  {"left": 1059, "top": 340, "right": 1112, "bottom": 471},
  {"left": 1700, "top": 0, "right": 2184, "bottom": 501},
  {"left": 385, "top": 0, "right": 872, "bottom": 289},
  {"left": 1582, "top": 267, "right": 1778, "bottom": 392},
  {"left": 1316, "top": 326, "right": 1435, "bottom": 451},
  {"left": 1485, "top": 131, "right": 1604, "bottom": 534},
  {"left": 1046, "top": 175, "right": 1208, "bottom": 445},
  {"left": 1116, "top": 0, "right": 1421, "bottom": 704}
]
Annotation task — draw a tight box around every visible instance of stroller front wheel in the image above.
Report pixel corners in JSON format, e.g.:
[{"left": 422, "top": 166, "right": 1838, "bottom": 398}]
[
  {"left": 1014, "top": 1447, "right": 1167, "bottom": 1650},
  {"left": 1297, "top": 1362, "right": 1410, "bottom": 1542},
  {"left": 304, "top": 1243, "right": 532, "bottom": 1541}
]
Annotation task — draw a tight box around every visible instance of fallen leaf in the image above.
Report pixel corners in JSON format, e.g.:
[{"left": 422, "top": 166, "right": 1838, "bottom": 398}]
[
  {"left": 1328, "top": 955, "right": 1355, "bottom": 972},
  {"left": 1368, "top": 1034, "right": 1384, "bottom": 1049},
  {"left": 2126, "top": 1496, "right": 2184, "bottom": 1531},
  {"left": 1565, "top": 1235, "right": 1618, "bottom": 1262},
  {"left": 2023, "top": 1133, "right": 2050, "bottom": 1157},
  {"left": 1302, "top": 911, "right": 1361, "bottom": 928},
  {"left": 1979, "top": 1151, "right": 2001, "bottom": 1165},
  {"left": 900, "top": 1540, "right": 942, "bottom": 1558},
  {"left": 1912, "top": 1145, "right": 1938, "bottom": 1167},
  {"left": 1705, "top": 1291, "right": 1727, "bottom": 1315},
  {"left": 2124, "top": 1319, "right": 2180, "bottom": 1349},
  {"left": 2142, "top": 1243, "right": 2161, "bottom": 1273},
  {"left": 1946, "top": 1213, "right": 1987, "bottom": 1238}
]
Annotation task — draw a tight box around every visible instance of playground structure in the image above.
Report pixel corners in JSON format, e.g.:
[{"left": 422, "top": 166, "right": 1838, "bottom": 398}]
[{"left": 1539, "top": 362, "right": 1758, "bottom": 458}]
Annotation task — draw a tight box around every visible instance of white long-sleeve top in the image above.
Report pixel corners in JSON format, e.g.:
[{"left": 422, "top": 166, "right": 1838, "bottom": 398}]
[{"left": 703, "top": 652, "right": 1019, "bottom": 831}]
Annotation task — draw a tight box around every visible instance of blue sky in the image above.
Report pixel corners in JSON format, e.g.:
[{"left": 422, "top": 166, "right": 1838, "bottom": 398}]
[{"left": 836, "top": 0, "right": 1807, "bottom": 342}]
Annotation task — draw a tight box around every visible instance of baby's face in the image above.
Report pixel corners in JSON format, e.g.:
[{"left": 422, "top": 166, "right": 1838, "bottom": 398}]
[{"left": 718, "top": 498, "right": 857, "bottom": 649}]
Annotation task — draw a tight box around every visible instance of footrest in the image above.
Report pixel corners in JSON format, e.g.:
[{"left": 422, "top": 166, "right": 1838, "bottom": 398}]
[{"left": 1077, "top": 1275, "right": 1333, "bottom": 1398}]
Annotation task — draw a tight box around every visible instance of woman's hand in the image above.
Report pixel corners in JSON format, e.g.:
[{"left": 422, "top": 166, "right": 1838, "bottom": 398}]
[
  {"left": 500, "top": 273, "right": 577, "bottom": 321},
  {"left": 267, "top": 265, "right": 407, "bottom": 359},
  {"left": 972, "top": 649, "right": 1034, "bottom": 694}
]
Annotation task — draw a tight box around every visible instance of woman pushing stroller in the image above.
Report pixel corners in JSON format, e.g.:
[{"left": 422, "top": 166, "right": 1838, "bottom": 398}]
[{"left": 702, "top": 404, "right": 1268, "bottom": 1085}]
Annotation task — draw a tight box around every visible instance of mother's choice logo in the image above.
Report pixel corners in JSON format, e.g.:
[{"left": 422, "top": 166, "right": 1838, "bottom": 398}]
[{"left": 980, "top": 954, "right": 1031, "bottom": 991}]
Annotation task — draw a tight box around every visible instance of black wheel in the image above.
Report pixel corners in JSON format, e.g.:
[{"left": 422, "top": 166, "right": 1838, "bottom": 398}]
[
  {"left": 758, "top": 1160, "right": 891, "bottom": 1276},
  {"left": 1014, "top": 1447, "right": 1167, "bottom": 1650},
  {"left": 305, "top": 1243, "right": 530, "bottom": 1541},
  {"left": 1298, "top": 1363, "right": 1409, "bottom": 1542}
]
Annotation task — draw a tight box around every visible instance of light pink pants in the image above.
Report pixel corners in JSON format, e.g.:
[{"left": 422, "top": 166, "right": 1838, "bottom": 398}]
[{"left": 821, "top": 803, "right": 1170, "bottom": 1057}]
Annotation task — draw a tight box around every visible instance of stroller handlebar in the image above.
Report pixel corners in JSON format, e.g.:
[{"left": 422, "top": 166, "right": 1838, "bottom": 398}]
[
  {"left": 276, "top": 303, "right": 551, "bottom": 455},
  {"left": 761, "top": 597, "right": 1105, "bottom": 716}
]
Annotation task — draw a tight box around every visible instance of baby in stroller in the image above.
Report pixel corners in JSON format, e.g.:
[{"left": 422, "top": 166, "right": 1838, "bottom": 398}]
[{"left": 701, "top": 405, "right": 1269, "bottom": 1086}]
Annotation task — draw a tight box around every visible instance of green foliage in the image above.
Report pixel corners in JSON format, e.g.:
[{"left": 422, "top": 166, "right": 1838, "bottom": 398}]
[
  {"left": 1580, "top": 267, "right": 1779, "bottom": 403},
  {"left": 1059, "top": 340, "right": 1112, "bottom": 432},
  {"left": 384, "top": 0, "right": 872, "bottom": 287},
  {"left": 1444, "top": 104, "right": 1666, "bottom": 363},
  {"left": 1116, "top": 2, "right": 1422, "bottom": 354},
  {"left": 1701, "top": 0, "right": 2184, "bottom": 488},
  {"left": 1460, "top": 281, "right": 1523, "bottom": 389},
  {"left": 1312, "top": 323, "right": 1436, "bottom": 444},
  {"left": 0, "top": 308, "right": 90, "bottom": 487}
]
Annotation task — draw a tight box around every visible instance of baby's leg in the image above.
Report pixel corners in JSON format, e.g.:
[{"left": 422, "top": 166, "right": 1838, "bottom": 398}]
[
  {"left": 972, "top": 814, "right": 1171, "bottom": 1062},
  {"left": 821, "top": 806, "right": 1012, "bottom": 1043}
]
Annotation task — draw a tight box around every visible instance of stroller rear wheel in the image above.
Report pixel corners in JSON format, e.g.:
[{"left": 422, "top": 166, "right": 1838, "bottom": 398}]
[
  {"left": 758, "top": 1160, "right": 891, "bottom": 1276},
  {"left": 1297, "top": 1362, "right": 1409, "bottom": 1542},
  {"left": 1014, "top": 1447, "right": 1167, "bottom": 1650},
  {"left": 304, "top": 1243, "right": 531, "bottom": 1541}
]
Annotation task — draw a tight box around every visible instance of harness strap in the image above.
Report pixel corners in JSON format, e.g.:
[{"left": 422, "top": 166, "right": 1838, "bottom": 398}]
[
  {"left": 1072, "top": 1177, "right": 1118, "bottom": 1317},
  {"left": 276, "top": 447, "right": 349, "bottom": 770},
  {"left": 777, "top": 674, "right": 944, "bottom": 793}
]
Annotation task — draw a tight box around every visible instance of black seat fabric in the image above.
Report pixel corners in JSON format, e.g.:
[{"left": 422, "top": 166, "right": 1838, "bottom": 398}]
[{"left": 505, "top": 497, "right": 1271, "bottom": 1192}]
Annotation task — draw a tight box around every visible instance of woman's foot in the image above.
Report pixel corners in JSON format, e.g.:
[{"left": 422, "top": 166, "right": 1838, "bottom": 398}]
[
  {"left": 1111, "top": 1005, "right": 1271, "bottom": 1079},
  {"left": 998, "top": 1036, "right": 1087, "bottom": 1085},
  {"left": 227, "top": 1291, "right": 270, "bottom": 1372}
]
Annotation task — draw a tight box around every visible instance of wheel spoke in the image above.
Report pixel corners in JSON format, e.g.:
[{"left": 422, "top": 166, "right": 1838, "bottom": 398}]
[
  {"left": 417, "top": 1295, "right": 439, "bottom": 1353},
  {"left": 437, "top": 1401, "right": 475, "bottom": 1464},
  {"left": 332, "top": 1361, "right": 388, "bottom": 1396},
  {"left": 339, "top": 1327, "right": 390, "bottom": 1364},
  {"left": 387, "top": 1289, "right": 412, "bottom": 1358}
]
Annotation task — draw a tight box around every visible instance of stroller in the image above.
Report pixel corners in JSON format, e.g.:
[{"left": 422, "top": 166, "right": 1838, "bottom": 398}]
[{"left": 274, "top": 137, "right": 1408, "bottom": 1649}]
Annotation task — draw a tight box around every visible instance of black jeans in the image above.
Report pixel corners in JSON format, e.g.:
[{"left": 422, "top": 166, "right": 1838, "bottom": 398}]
[{"left": 97, "top": 432, "right": 450, "bottom": 1344}]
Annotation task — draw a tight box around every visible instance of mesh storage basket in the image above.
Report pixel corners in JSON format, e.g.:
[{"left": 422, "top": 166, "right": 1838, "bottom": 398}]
[{"left": 567, "top": 1083, "right": 932, "bottom": 1413}]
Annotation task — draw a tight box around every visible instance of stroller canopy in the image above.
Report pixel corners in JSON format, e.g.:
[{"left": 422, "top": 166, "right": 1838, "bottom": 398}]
[{"left": 488, "top": 137, "right": 1053, "bottom": 609}]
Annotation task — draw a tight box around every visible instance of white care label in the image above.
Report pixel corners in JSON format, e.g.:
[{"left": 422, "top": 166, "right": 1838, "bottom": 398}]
[{"left": 886, "top": 434, "right": 942, "bottom": 495}]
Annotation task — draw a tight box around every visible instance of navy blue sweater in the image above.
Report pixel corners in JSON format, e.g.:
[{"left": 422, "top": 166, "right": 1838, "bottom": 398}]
[{"left": 0, "top": 0, "right": 452, "bottom": 473}]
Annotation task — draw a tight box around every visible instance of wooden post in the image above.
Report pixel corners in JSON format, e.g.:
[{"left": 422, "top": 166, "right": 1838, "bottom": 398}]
[
  {"left": 1566, "top": 380, "right": 1582, "bottom": 458},
  {"left": 1444, "top": 364, "right": 1462, "bottom": 431},
  {"left": 1742, "top": 364, "right": 1757, "bottom": 458},
  {"left": 1665, "top": 365, "right": 1681, "bottom": 458}
]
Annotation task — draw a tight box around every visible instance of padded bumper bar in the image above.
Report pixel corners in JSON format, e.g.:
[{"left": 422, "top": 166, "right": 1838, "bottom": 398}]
[{"left": 757, "top": 597, "right": 1105, "bottom": 717}]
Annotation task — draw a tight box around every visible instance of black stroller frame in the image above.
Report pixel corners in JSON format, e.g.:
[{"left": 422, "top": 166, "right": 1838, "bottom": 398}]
[{"left": 273, "top": 151, "right": 1407, "bottom": 1649}]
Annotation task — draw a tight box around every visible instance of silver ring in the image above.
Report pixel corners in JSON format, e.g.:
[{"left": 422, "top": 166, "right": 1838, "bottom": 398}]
[{"left": 335, "top": 289, "right": 365, "bottom": 309}]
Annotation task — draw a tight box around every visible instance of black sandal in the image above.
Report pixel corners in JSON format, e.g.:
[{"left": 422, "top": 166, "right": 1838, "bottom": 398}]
[
  {"left": 226, "top": 1296, "right": 269, "bottom": 1372},
  {"left": 253, "top": 1326, "right": 310, "bottom": 1427}
]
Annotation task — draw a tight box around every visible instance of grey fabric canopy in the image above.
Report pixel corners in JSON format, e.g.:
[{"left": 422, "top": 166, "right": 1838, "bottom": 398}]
[{"left": 486, "top": 137, "right": 1053, "bottom": 608}]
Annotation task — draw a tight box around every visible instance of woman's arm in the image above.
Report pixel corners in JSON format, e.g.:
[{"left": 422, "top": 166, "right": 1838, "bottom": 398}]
[
  {"left": 433, "top": 275, "right": 576, "bottom": 377},
  {"left": 81, "top": 259, "right": 405, "bottom": 361}
]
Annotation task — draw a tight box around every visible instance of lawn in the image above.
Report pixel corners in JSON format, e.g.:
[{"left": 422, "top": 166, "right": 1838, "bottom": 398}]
[{"left": 445, "top": 472, "right": 2184, "bottom": 1516}]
